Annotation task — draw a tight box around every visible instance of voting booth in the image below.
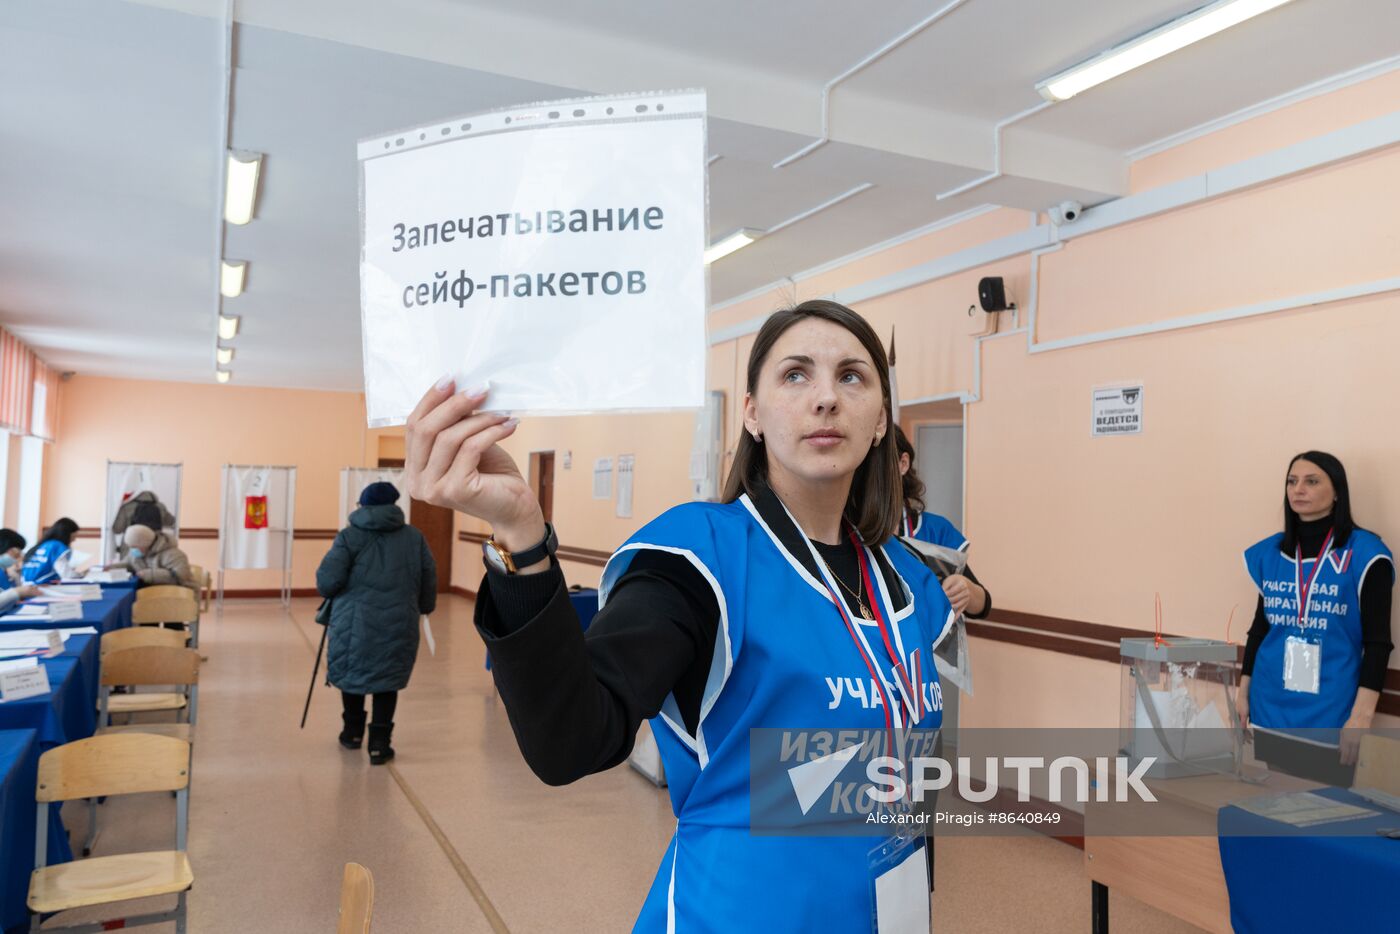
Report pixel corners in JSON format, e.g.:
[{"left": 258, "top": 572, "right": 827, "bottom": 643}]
[
  {"left": 339, "top": 467, "right": 408, "bottom": 527},
  {"left": 1120, "top": 637, "right": 1241, "bottom": 779},
  {"left": 217, "top": 465, "right": 297, "bottom": 608},
  {"left": 101, "top": 461, "right": 182, "bottom": 564}
]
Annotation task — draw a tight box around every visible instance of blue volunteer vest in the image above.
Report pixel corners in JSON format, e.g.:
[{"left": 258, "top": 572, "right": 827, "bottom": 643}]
[
  {"left": 22, "top": 540, "right": 69, "bottom": 585},
  {"left": 1243, "top": 529, "right": 1392, "bottom": 730},
  {"left": 601, "top": 490, "right": 954, "bottom": 933},
  {"left": 902, "top": 509, "right": 968, "bottom": 552}
]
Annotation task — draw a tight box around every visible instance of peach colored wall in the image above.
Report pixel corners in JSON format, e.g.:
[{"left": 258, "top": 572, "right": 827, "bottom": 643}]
[
  {"left": 1130, "top": 68, "right": 1400, "bottom": 192},
  {"left": 43, "top": 375, "right": 379, "bottom": 590}
]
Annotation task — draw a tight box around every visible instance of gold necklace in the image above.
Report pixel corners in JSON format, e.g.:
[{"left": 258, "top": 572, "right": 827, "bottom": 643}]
[{"left": 821, "top": 556, "right": 872, "bottom": 620}]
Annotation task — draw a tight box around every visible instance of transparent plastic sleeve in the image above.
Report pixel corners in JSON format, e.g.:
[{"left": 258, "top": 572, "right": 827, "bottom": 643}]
[{"left": 901, "top": 536, "right": 974, "bottom": 696}]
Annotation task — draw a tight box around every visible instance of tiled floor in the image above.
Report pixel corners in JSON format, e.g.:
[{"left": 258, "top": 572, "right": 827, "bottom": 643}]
[{"left": 39, "top": 595, "right": 1202, "bottom": 932}]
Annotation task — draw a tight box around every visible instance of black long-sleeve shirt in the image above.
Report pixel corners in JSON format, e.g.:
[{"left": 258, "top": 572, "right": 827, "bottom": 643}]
[
  {"left": 475, "top": 503, "right": 990, "bottom": 785},
  {"left": 1241, "top": 516, "right": 1394, "bottom": 692}
]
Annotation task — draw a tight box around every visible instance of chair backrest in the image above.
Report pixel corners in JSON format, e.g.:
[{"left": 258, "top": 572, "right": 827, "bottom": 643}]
[
  {"left": 337, "top": 863, "right": 374, "bottom": 934},
  {"left": 1354, "top": 734, "right": 1400, "bottom": 797},
  {"left": 132, "top": 596, "right": 199, "bottom": 626},
  {"left": 36, "top": 733, "right": 190, "bottom": 802},
  {"left": 100, "top": 627, "right": 187, "bottom": 657},
  {"left": 100, "top": 646, "right": 200, "bottom": 687},
  {"left": 137, "top": 585, "right": 199, "bottom": 603}
]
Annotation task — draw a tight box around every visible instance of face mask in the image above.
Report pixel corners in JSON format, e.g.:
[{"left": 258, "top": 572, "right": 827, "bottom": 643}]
[
  {"left": 0, "top": 555, "right": 13, "bottom": 568},
  {"left": 129, "top": 548, "right": 144, "bottom": 559}
]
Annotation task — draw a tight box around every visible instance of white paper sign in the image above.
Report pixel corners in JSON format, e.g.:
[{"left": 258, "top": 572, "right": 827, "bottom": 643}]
[
  {"left": 358, "top": 91, "right": 708, "bottom": 425},
  {"left": 47, "top": 602, "right": 83, "bottom": 622},
  {"left": 1092, "top": 385, "right": 1143, "bottom": 437},
  {"left": 616, "top": 454, "right": 635, "bottom": 519},
  {"left": 0, "top": 663, "right": 50, "bottom": 702},
  {"left": 592, "top": 459, "right": 613, "bottom": 500},
  {"left": 45, "top": 631, "right": 64, "bottom": 657}
]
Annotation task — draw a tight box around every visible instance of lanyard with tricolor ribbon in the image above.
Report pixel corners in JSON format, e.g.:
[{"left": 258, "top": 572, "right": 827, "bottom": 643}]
[
  {"left": 852, "top": 530, "right": 924, "bottom": 725},
  {"left": 1295, "top": 529, "right": 1335, "bottom": 633}
]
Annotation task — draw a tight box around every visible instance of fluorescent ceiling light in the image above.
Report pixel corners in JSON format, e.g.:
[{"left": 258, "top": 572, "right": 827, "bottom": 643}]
[
  {"left": 216, "top": 347, "right": 235, "bottom": 365},
  {"left": 215, "top": 369, "right": 231, "bottom": 384},
  {"left": 224, "top": 151, "right": 263, "bottom": 225},
  {"left": 218, "top": 314, "right": 240, "bottom": 341},
  {"left": 704, "top": 228, "right": 762, "bottom": 264},
  {"left": 220, "top": 260, "right": 247, "bottom": 298},
  {"left": 1036, "top": 0, "right": 1296, "bottom": 102}
]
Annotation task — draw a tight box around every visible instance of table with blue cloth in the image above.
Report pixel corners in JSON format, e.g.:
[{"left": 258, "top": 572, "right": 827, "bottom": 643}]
[
  {"left": 1218, "top": 785, "right": 1400, "bottom": 933},
  {"left": 0, "top": 634, "right": 99, "bottom": 751},
  {"left": 0, "top": 729, "right": 41, "bottom": 933},
  {"left": 0, "top": 587, "right": 134, "bottom": 637},
  {"left": 485, "top": 588, "right": 599, "bottom": 671}
]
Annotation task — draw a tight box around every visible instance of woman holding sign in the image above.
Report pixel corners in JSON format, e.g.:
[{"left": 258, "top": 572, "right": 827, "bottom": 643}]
[
  {"left": 1240, "top": 451, "right": 1393, "bottom": 779},
  {"left": 406, "top": 301, "right": 953, "bottom": 932}
]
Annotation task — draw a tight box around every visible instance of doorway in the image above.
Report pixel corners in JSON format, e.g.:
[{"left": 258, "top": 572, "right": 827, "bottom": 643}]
[
  {"left": 528, "top": 451, "right": 555, "bottom": 523},
  {"left": 378, "top": 458, "right": 453, "bottom": 593}
]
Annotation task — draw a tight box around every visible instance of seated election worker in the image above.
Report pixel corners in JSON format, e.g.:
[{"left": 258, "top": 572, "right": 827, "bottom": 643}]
[
  {"left": 119, "top": 524, "right": 197, "bottom": 590},
  {"left": 893, "top": 426, "right": 992, "bottom": 619},
  {"left": 0, "top": 529, "right": 27, "bottom": 588},
  {"left": 404, "top": 300, "right": 955, "bottom": 932},
  {"left": 1240, "top": 451, "right": 1393, "bottom": 782},
  {"left": 22, "top": 518, "right": 80, "bottom": 584}
]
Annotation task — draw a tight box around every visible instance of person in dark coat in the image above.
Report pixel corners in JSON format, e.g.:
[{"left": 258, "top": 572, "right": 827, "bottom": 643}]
[{"left": 315, "top": 482, "right": 437, "bottom": 764}]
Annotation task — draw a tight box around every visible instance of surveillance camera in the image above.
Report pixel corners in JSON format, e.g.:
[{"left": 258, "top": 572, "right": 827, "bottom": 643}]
[{"left": 1049, "top": 201, "right": 1084, "bottom": 225}]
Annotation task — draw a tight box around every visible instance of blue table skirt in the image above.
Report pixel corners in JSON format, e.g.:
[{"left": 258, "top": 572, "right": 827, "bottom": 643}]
[
  {"left": 0, "top": 588, "right": 134, "bottom": 636},
  {"left": 1219, "top": 786, "right": 1400, "bottom": 933},
  {"left": 1, "top": 729, "right": 72, "bottom": 933},
  {"left": 485, "top": 588, "right": 599, "bottom": 670},
  {"left": 0, "top": 648, "right": 96, "bottom": 751}
]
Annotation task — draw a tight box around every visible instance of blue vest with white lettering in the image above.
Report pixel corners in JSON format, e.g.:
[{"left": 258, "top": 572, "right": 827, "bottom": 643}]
[
  {"left": 1243, "top": 529, "right": 1392, "bottom": 729},
  {"left": 904, "top": 509, "right": 968, "bottom": 552},
  {"left": 601, "top": 492, "right": 953, "bottom": 933},
  {"left": 22, "top": 540, "right": 69, "bottom": 585}
]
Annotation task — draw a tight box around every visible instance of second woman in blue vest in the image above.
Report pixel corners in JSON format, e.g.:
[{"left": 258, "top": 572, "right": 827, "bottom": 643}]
[{"left": 404, "top": 300, "right": 954, "bottom": 932}]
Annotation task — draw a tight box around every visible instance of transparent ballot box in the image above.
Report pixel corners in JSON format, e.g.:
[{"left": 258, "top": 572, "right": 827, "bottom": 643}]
[{"left": 1120, "top": 638, "right": 1242, "bottom": 779}]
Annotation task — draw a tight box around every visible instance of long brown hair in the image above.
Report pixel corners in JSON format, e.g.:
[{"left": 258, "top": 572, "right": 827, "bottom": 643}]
[
  {"left": 893, "top": 426, "right": 926, "bottom": 515},
  {"left": 721, "top": 300, "right": 902, "bottom": 544}
]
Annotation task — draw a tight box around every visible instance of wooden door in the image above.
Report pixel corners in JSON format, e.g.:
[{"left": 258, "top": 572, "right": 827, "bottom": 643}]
[
  {"left": 378, "top": 459, "right": 453, "bottom": 593},
  {"left": 528, "top": 451, "right": 555, "bottom": 523}
]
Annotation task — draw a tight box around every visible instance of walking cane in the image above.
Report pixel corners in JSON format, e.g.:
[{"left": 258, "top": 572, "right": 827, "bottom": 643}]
[{"left": 301, "top": 623, "right": 328, "bottom": 729}]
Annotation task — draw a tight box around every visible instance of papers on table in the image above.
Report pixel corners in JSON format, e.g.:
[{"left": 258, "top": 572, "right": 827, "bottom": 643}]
[
  {"left": 0, "top": 657, "right": 40, "bottom": 674},
  {"left": 1, "top": 612, "right": 50, "bottom": 623},
  {"left": 0, "top": 628, "right": 94, "bottom": 650},
  {"left": 0, "top": 649, "right": 42, "bottom": 660},
  {"left": 1236, "top": 791, "right": 1378, "bottom": 827},
  {"left": 13, "top": 605, "right": 48, "bottom": 616},
  {"left": 44, "top": 585, "right": 102, "bottom": 600},
  {"left": 85, "top": 569, "right": 130, "bottom": 583}
]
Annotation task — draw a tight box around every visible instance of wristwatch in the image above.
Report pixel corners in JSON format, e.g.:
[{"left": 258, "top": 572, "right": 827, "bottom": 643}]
[{"left": 483, "top": 523, "right": 557, "bottom": 575}]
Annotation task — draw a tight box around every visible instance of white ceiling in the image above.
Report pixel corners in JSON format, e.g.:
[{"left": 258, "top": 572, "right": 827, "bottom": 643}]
[{"left": 2, "top": 0, "right": 1397, "bottom": 390}]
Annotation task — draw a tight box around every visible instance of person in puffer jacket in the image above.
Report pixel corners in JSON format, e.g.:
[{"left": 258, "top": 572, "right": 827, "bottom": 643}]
[
  {"left": 120, "top": 525, "right": 197, "bottom": 589},
  {"left": 316, "top": 482, "right": 437, "bottom": 764}
]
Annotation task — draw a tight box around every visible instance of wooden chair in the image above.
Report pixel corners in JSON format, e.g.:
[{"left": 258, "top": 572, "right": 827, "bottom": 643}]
[
  {"left": 135, "top": 585, "right": 199, "bottom": 603},
  {"left": 189, "top": 565, "right": 211, "bottom": 612},
  {"left": 89, "top": 646, "right": 200, "bottom": 856},
  {"left": 131, "top": 595, "right": 200, "bottom": 648},
  {"left": 28, "top": 734, "right": 194, "bottom": 933},
  {"left": 337, "top": 863, "right": 375, "bottom": 934},
  {"left": 99, "top": 627, "right": 187, "bottom": 658},
  {"left": 1353, "top": 734, "right": 1400, "bottom": 797},
  {"left": 98, "top": 646, "right": 200, "bottom": 728}
]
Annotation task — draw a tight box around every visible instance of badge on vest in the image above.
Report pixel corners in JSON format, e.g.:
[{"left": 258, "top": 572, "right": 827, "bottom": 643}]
[{"left": 1283, "top": 635, "right": 1321, "bottom": 694}]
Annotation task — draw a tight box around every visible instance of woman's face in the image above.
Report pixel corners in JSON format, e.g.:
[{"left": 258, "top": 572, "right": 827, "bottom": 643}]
[
  {"left": 1287, "top": 459, "right": 1336, "bottom": 521},
  {"left": 743, "top": 317, "right": 887, "bottom": 489},
  {"left": 4, "top": 547, "right": 19, "bottom": 560}
]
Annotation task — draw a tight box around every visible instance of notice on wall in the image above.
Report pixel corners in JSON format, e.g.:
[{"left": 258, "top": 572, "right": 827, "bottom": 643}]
[
  {"left": 616, "top": 454, "right": 635, "bottom": 519},
  {"left": 358, "top": 91, "right": 709, "bottom": 426},
  {"left": 1092, "top": 385, "right": 1143, "bottom": 437},
  {"left": 593, "top": 458, "right": 613, "bottom": 500}
]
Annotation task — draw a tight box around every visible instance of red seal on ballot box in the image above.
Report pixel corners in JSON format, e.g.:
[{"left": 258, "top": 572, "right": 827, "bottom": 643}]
[{"left": 244, "top": 495, "right": 269, "bottom": 529}]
